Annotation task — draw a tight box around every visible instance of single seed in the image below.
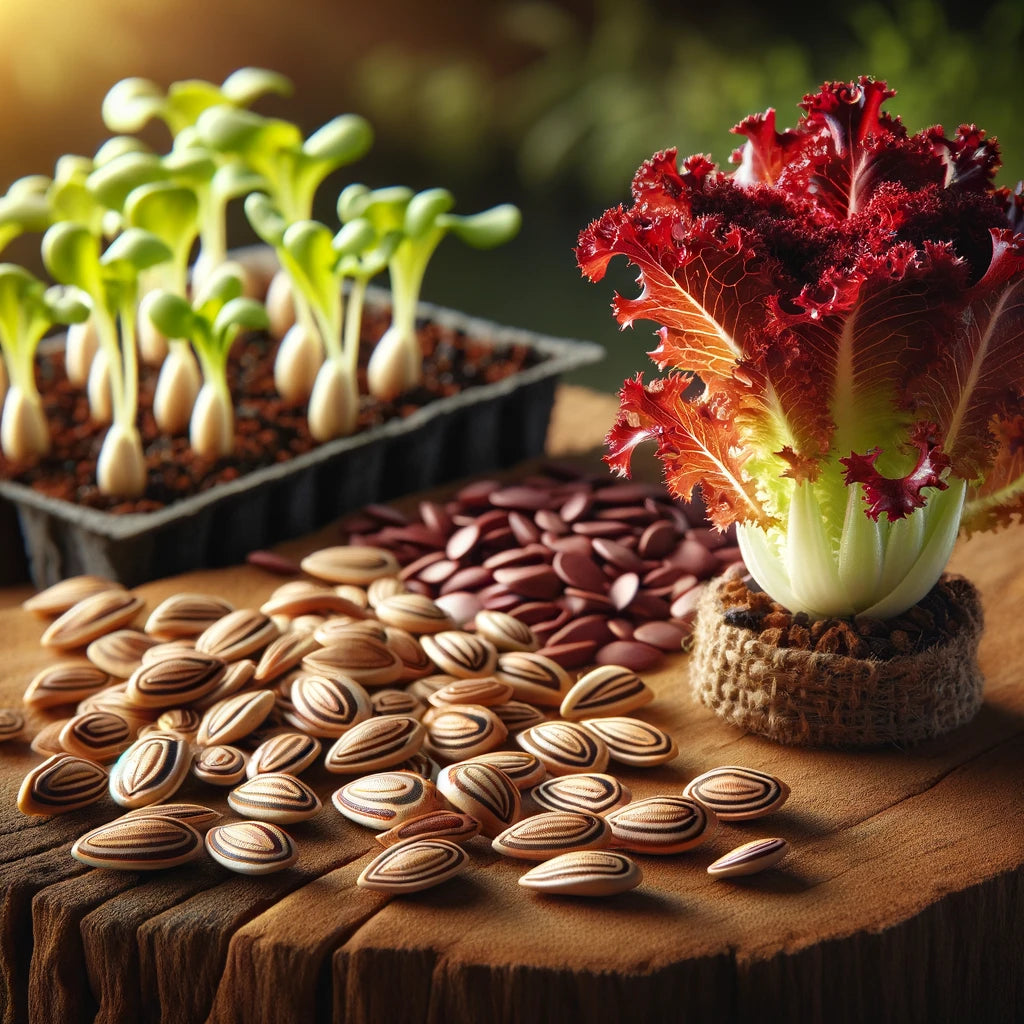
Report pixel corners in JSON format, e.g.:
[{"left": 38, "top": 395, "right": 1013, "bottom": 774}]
[
  {"left": 302, "top": 638, "right": 404, "bottom": 687},
  {"left": 323, "top": 716, "right": 426, "bottom": 774},
  {"left": 707, "top": 837, "right": 789, "bottom": 878},
  {"left": 356, "top": 838, "right": 469, "bottom": 893},
  {"left": 332, "top": 771, "right": 443, "bottom": 829},
  {"left": 300, "top": 545, "right": 400, "bottom": 585},
  {"left": 435, "top": 761, "right": 521, "bottom": 838},
  {"left": 246, "top": 732, "right": 322, "bottom": 778},
  {"left": 192, "top": 745, "right": 248, "bottom": 786},
  {"left": 605, "top": 796, "right": 717, "bottom": 854},
  {"left": 125, "top": 653, "right": 227, "bottom": 709},
  {"left": 427, "top": 677, "right": 514, "bottom": 708},
  {"left": 109, "top": 733, "right": 190, "bottom": 808},
  {"left": 375, "top": 810, "right": 480, "bottom": 848},
  {"left": 424, "top": 705, "right": 508, "bottom": 763},
  {"left": 492, "top": 810, "right": 611, "bottom": 861},
  {"left": 530, "top": 773, "right": 632, "bottom": 816},
  {"left": 144, "top": 593, "right": 235, "bottom": 638},
  {"left": 518, "top": 850, "right": 642, "bottom": 897},
  {"left": 72, "top": 815, "right": 204, "bottom": 870},
  {"left": 682, "top": 766, "right": 790, "bottom": 820},
  {"left": 473, "top": 610, "right": 539, "bottom": 653},
  {"left": 117, "top": 802, "right": 222, "bottom": 830},
  {"left": 559, "top": 665, "right": 654, "bottom": 720},
  {"left": 196, "top": 690, "right": 276, "bottom": 747},
  {"left": 578, "top": 717, "right": 678, "bottom": 767},
  {"left": 517, "top": 721, "right": 610, "bottom": 776},
  {"left": 18, "top": 753, "right": 109, "bottom": 816},
  {"left": 420, "top": 631, "right": 498, "bottom": 679},
  {"left": 206, "top": 821, "right": 299, "bottom": 875},
  {"left": 40, "top": 590, "right": 145, "bottom": 650},
  {"left": 195, "top": 609, "right": 279, "bottom": 661},
  {"left": 86, "top": 629, "right": 159, "bottom": 677},
  {"left": 288, "top": 674, "right": 372, "bottom": 737},
  {"left": 0, "top": 708, "right": 25, "bottom": 740},
  {"left": 23, "top": 662, "right": 111, "bottom": 709},
  {"left": 23, "top": 575, "right": 122, "bottom": 618},
  {"left": 494, "top": 652, "right": 571, "bottom": 707},
  {"left": 461, "top": 750, "right": 547, "bottom": 790},
  {"left": 58, "top": 711, "right": 133, "bottom": 763},
  {"left": 227, "top": 772, "right": 322, "bottom": 823}
]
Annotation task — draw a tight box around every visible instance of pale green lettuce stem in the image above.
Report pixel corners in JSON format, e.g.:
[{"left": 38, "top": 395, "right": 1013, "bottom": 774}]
[{"left": 736, "top": 477, "right": 967, "bottom": 621}]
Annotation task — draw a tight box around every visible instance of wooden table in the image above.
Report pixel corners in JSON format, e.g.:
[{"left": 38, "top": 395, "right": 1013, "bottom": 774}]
[{"left": 1, "top": 386, "right": 1022, "bottom": 1024}]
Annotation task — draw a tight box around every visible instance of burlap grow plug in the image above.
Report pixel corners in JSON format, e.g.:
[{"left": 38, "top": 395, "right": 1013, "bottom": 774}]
[{"left": 690, "top": 573, "right": 985, "bottom": 747}]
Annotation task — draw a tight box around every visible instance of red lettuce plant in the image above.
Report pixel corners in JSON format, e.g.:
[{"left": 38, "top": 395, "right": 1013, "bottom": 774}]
[{"left": 578, "top": 78, "right": 1024, "bottom": 620}]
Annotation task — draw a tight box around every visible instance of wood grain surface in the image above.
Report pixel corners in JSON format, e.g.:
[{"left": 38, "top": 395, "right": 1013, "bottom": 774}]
[{"left": 1, "top": 386, "right": 1022, "bottom": 1024}]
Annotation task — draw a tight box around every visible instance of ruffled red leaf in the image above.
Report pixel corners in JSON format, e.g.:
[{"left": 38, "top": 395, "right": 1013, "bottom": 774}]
[
  {"left": 909, "top": 229, "right": 1024, "bottom": 479},
  {"left": 605, "top": 374, "right": 771, "bottom": 529},
  {"left": 963, "top": 411, "right": 1024, "bottom": 532},
  {"left": 729, "top": 109, "right": 805, "bottom": 186},
  {"left": 840, "top": 421, "right": 950, "bottom": 521}
]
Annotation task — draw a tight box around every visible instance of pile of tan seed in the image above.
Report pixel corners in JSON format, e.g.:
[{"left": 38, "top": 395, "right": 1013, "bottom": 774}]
[{"left": 3, "top": 473, "right": 791, "bottom": 895}]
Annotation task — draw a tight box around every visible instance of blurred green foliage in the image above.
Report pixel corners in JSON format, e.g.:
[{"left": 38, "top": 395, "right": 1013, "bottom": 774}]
[{"left": 354, "top": 0, "right": 1024, "bottom": 202}]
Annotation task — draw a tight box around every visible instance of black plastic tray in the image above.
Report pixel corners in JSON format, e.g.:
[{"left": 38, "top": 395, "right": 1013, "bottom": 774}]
[{"left": 0, "top": 292, "right": 603, "bottom": 588}]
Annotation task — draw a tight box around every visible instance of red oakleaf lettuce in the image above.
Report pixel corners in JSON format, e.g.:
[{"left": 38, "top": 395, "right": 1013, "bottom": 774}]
[{"left": 579, "top": 77, "right": 1024, "bottom": 617}]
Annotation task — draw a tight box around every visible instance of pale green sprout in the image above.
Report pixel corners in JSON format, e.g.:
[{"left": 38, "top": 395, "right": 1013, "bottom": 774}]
[
  {"left": 339, "top": 185, "right": 521, "bottom": 400},
  {"left": 0, "top": 266, "right": 89, "bottom": 459},
  {"left": 102, "top": 70, "right": 289, "bottom": 286},
  {"left": 280, "top": 214, "right": 398, "bottom": 440},
  {"left": 42, "top": 222, "right": 172, "bottom": 497},
  {"left": 102, "top": 68, "right": 293, "bottom": 139},
  {"left": 244, "top": 193, "right": 324, "bottom": 402},
  {"left": 146, "top": 267, "right": 269, "bottom": 457}
]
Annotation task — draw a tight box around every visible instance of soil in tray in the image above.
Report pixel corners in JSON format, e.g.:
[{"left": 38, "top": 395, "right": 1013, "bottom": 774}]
[
  {"left": 717, "top": 574, "right": 977, "bottom": 660},
  {"left": 0, "top": 305, "right": 544, "bottom": 514}
]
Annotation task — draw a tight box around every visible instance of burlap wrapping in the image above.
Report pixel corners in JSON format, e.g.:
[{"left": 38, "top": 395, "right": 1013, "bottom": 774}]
[{"left": 690, "top": 574, "right": 985, "bottom": 747}]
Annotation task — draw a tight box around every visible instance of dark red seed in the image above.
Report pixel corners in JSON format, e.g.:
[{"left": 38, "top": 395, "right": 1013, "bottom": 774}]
[
  {"left": 418, "top": 559, "right": 459, "bottom": 585},
  {"left": 542, "top": 534, "right": 593, "bottom": 557},
  {"left": 418, "top": 501, "right": 453, "bottom": 537},
  {"left": 534, "top": 641, "right": 598, "bottom": 669},
  {"left": 457, "top": 480, "right": 501, "bottom": 507},
  {"left": 633, "top": 621, "right": 689, "bottom": 651},
  {"left": 363, "top": 503, "right": 410, "bottom": 526},
  {"left": 552, "top": 551, "right": 608, "bottom": 593},
  {"left": 445, "top": 523, "right": 481, "bottom": 561},
  {"left": 547, "top": 614, "right": 613, "bottom": 648},
  {"left": 638, "top": 521, "right": 679, "bottom": 559},
  {"left": 246, "top": 550, "right": 301, "bottom": 576},
  {"left": 489, "top": 486, "right": 553, "bottom": 511},
  {"left": 607, "top": 618, "right": 634, "bottom": 641},
  {"left": 572, "top": 520, "right": 632, "bottom": 538},
  {"left": 493, "top": 566, "right": 562, "bottom": 601},
  {"left": 559, "top": 491, "right": 592, "bottom": 523},
  {"left": 534, "top": 509, "right": 567, "bottom": 535},
  {"left": 483, "top": 544, "right": 550, "bottom": 571},
  {"left": 508, "top": 511, "right": 541, "bottom": 546},
  {"left": 399, "top": 550, "right": 447, "bottom": 581},
  {"left": 592, "top": 538, "right": 645, "bottom": 573},
  {"left": 507, "top": 602, "right": 561, "bottom": 625},
  {"left": 610, "top": 572, "right": 640, "bottom": 611},
  {"left": 440, "top": 566, "right": 494, "bottom": 594},
  {"left": 595, "top": 640, "right": 663, "bottom": 672}
]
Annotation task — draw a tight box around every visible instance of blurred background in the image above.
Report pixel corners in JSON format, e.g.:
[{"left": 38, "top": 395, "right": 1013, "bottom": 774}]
[{"left": 0, "top": 0, "right": 1021, "bottom": 392}]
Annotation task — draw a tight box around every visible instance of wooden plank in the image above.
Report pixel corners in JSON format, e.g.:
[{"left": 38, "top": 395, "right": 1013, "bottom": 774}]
[{"left": 0, "top": 387, "right": 1022, "bottom": 1022}]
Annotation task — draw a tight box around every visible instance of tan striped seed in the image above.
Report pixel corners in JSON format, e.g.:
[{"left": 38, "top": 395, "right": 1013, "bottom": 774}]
[
  {"left": 579, "top": 717, "right": 678, "bottom": 767},
  {"left": 682, "top": 766, "right": 790, "bottom": 821},
  {"left": 23, "top": 575, "right": 121, "bottom": 618},
  {"left": 530, "top": 773, "right": 632, "bottom": 816},
  {"left": 155, "top": 707, "right": 202, "bottom": 739},
  {"left": 420, "top": 631, "right": 498, "bottom": 678},
  {"left": 370, "top": 689, "right": 425, "bottom": 718},
  {"left": 40, "top": 590, "right": 145, "bottom": 650},
  {"left": 332, "top": 771, "right": 443, "bottom": 829},
  {"left": 246, "top": 732, "right": 321, "bottom": 778},
  {"left": 518, "top": 850, "right": 642, "bottom": 896},
  {"left": 253, "top": 631, "right": 320, "bottom": 683},
  {"left": 373, "top": 593, "right": 455, "bottom": 635},
  {"left": 301, "top": 545, "right": 400, "bottom": 585},
  {"left": 24, "top": 662, "right": 111, "bottom": 709},
  {"left": 356, "top": 838, "right": 468, "bottom": 894},
  {"left": 492, "top": 810, "right": 611, "bottom": 860},
  {"left": 58, "top": 711, "right": 133, "bottom": 762},
  {"left": 141, "top": 639, "right": 197, "bottom": 664},
  {"left": 559, "top": 665, "right": 654, "bottom": 720},
  {"left": 495, "top": 651, "right": 571, "bottom": 707},
  {"left": 375, "top": 810, "right": 481, "bottom": 849},
  {"left": 474, "top": 610, "right": 539, "bottom": 652},
  {"left": 491, "top": 701, "right": 546, "bottom": 733},
  {"left": 192, "top": 745, "right": 248, "bottom": 786},
  {"left": 461, "top": 750, "right": 546, "bottom": 790},
  {"left": 259, "top": 581, "right": 368, "bottom": 619},
  {"left": 117, "top": 802, "right": 222, "bottom": 830},
  {"left": 605, "top": 796, "right": 717, "bottom": 854},
  {"left": 516, "top": 721, "right": 610, "bottom": 776},
  {"left": 125, "top": 652, "right": 227, "bottom": 709},
  {"left": 707, "top": 837, "right": 789, "bottom": 878},
  {"left": 144, "top": 592, "right": 235, "bottom": 638},
  {"left": 324, "top": 716, "right": 426, "bottom": 775},
  {"left": 424, "top": 705, "right": 507, "bottom": 763},
  {"left": 191, "top": 659, "right": 257, "bottom": 710},
  {"left": 365, "top": 576, "right": 407, "bottom": 608},
  {"left": 86, "top": 629, "right": 159, "bottom": 677},
  {"left": 288, "top": 674, "right": 372, "bottom": 737},
  {"left": 196, "top": 690, "right": 276, "bottom": 747},
  {"left": 18, "top": 753, "right": 109, "bottom": 815},
  {"left": 227, "top": 772, "right": 322, "bottom": 823},
  {"left": 302, "top": 638, "right": 403, "bottom": 687},
  {"left": 195, "top": 609, "right": 279, "bottom": 661},
  {"left": 384, "top": 626, "right": 435, "bottom": 681},
  {"left": 436, "top": 761, "right": 521, "bottom": 838},
  {"left": 0, "top": 708, "right": 25, "bottom": 740},
  {"left": 73, "top": 815, "right": 204, "bottom": 869},
  {"left": 109, "top": 733, "right": 190, "bottom": 808},
  {"left": 427, "top": 677, "right": 514, "bottom": 708},
  {"left": 206, "top": 821, "right": 298, "bottom": 875}
]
